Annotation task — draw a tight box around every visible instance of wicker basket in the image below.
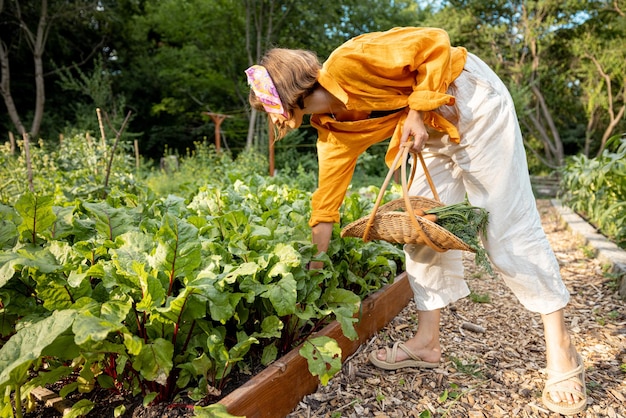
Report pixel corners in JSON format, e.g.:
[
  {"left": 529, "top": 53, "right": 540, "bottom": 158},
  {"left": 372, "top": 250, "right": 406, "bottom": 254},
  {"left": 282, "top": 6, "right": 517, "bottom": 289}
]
[{"left": 341, "top": 145, "right": 473, "bottom": 253}]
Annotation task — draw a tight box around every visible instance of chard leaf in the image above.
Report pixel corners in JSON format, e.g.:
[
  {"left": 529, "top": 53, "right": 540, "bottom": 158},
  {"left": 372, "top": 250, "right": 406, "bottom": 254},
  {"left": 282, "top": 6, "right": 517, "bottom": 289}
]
[
  {"left": 265, "top": 274, "right": 297, "bottom": 316},
  {"left": 51, "top": 206, "right": 78, "bottom": 240},
  {"left": 123, "top": 333, "right": 144, "bottom": 356},
  {"left": 83, "top": 201, "right": 134, "bottom": 241},
  {"left": 67, "top": 270, "right": 88, "bottom": 288},
  {"left": 65, "top": 399, "right": 95, "bottom": 418},
  {"left": 136, "top": 268, "right": 166, "bottom": 311},
  {"left": 101, "top": 299, "right": 133, "bottom": 323},
  {"left": 190, "top": 352, "right": 213, "bottom": 376},
  {"left": 0, "top": 253, "right": 20, "bottom": 287},
  {"left": 35, "top": 274, "right": 91, "bottom": 310},
  {"left": 324, "top": 288, "right": 361, "bottom": 341},
  {"left": 15, "top": 192, "right": 56, "bottom": 243},
  {"left": 194, "top": 404, "right": 245, "bottom": 418},
  {"left": 228, "top": 332, "right": 258, "bottom": 363},
  {"left": 204, "top": 286, "right": 242, "bottom": 323},
  {"left": 299, "top": 336, "right": 342, "bottom": 386},
  {"left": 207, "top": 331, "right": 230, "bottom": 378},
  {"left": 72, "top": 311, "right": 125, "bottom": 345},
  {"left": 182, "top": 293, "right": 208, "bottom": 320},
  {"left": 219, "top": 262, "right": 259, "bottom": 287},
  {"left": 41, "top": 335, "right": 80, "bottom": 360},
  {"left": 150, "top": 214, "right": 201, "bottom": 282},
  {"left": 132, "top": 338, "right": 174, "bottom": 386},
  {"left": 111, "top": 230, "right": 154, "bottom": 272},
  {"left": 153, "top": 287, "right": 194, "bottom": 325},
  {"left": 189, "top": 272, "right": 244, "bottom": 322},
  {"left": 269, "top": 243, "right": 301, "bottom": 268},
  {"left": 238, "top": 275, "right": 268, "bottom": 297},
  {"left": 261, "top": 343, "right": 278, "bottom": 366},
  {"left": 0, "top": 310, "right": 77, "bottom": 387},
  {"left": 251, "top": 315, "right": 283, "bottom": 339},
  {"left": 0, "top": 204, "right": 18, "bottom": 248},
  {"left": 0, "top": 246, "right": 61, "bottom": 287},
  {"left": 24, "top": 365, "right": 73, "bottom": 390}
]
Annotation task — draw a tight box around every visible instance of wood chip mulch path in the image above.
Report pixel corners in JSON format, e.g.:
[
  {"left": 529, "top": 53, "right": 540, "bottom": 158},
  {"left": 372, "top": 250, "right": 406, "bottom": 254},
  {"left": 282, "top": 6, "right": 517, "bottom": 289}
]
[{"left": 288, "top": 200, "right": 626, "bottom": 418}]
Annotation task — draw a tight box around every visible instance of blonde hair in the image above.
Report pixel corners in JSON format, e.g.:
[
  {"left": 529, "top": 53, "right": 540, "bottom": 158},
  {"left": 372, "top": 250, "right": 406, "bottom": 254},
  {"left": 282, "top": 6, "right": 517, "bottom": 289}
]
[{"left": 249, "top": 48, "right": 321, "bottom": 139}]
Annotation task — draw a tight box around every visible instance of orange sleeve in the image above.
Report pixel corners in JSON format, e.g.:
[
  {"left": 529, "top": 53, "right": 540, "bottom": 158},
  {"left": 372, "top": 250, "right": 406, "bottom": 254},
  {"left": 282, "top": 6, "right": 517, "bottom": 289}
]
[
  {"left": 308, "top": 142, "right": 359, "bottom": 226},
  {"left": 405, "top": 28, "right": 461, "bottom": 111},
  {"left": 308, "top": 128, "right": 370, "bottom": 227},
  {"left": 308, "top": 113, "right": 399, "bottom": 227}
]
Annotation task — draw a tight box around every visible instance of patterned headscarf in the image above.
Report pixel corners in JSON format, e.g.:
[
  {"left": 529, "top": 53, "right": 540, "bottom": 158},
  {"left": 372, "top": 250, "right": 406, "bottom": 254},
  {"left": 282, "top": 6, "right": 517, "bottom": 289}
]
[{"left": 245, "top": 65, "right": 288, "bottom": 118}]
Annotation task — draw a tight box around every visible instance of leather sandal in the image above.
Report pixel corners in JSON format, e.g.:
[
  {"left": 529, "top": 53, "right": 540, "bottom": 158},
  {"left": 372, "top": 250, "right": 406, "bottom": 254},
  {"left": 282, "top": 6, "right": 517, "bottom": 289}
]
[{"left": 369, "top": 341, "right": 439, "bottom": 370}]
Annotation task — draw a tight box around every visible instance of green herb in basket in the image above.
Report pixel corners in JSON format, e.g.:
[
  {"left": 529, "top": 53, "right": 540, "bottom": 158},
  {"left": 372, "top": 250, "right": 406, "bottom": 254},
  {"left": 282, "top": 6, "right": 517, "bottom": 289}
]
[{"left": 424, "top": 197, "right": 493, "bottom": 274}]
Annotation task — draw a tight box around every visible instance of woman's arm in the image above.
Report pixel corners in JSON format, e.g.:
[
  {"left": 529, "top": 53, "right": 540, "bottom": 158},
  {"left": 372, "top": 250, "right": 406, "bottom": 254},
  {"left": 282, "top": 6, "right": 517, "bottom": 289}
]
[{"left": 309, "top": 222, "right": 334, "bottom": 269}]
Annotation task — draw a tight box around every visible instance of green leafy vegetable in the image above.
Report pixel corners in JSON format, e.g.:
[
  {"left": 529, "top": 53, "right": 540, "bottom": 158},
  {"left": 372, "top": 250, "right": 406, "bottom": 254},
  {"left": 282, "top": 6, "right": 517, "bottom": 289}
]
[{"left": 425, "top": 197, "right": 493, "bottom": 274}]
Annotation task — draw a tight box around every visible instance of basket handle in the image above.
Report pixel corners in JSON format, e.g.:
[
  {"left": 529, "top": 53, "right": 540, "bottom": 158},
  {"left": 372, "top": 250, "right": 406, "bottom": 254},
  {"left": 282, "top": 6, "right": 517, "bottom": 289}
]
[
  {"left": 401, "top": 149, "right": 446, "bottom": 252},
  {"left": 361, "top": 146, "right": 405, "bottom": 242},
  {"left": 362, "top": 144, "right": 445, "bottom": 252}
]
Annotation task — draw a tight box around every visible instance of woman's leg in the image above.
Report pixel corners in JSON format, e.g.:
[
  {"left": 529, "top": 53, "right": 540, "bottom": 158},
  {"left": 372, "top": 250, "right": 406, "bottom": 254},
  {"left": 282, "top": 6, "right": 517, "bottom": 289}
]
[
  {"left": 374, "top": 133, "right": 468, "bottom": 364},
  {"left": 448, "top": 53, "right": 584, "bottom": 408},
  {"left": 542, "top": 309, "right": 584, "bottom": 405},
  {"left": 373, "top": 309, "right": 442, "bottom": 363}
]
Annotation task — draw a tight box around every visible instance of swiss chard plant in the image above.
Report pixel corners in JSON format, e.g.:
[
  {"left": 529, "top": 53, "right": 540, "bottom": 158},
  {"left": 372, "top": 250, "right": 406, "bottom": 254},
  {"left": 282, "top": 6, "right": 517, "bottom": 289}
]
[{"left": 0, "top": 140, "right": 404, "bottom": 417}]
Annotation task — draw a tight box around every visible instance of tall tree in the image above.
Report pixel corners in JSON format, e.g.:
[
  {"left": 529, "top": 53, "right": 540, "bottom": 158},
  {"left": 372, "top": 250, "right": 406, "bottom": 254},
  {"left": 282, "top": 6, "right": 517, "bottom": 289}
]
[
  {"left": 572, "top": 1, "right": 625, "bottom": 156},
  {"left": 0, "top": 0, "right": 105, "bottom": 139},
  {"left": 108, "top": 0, "right": 250, "bottom": 157},
  {"left": 429, "top": 0, "right": 596, "bottom": 168}
]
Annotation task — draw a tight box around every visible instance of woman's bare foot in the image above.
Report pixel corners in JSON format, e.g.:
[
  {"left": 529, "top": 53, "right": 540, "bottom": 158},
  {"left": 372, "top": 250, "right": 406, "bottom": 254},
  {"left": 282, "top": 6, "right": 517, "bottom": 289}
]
[
  {"left": 542, "top": 309, "right": 586, "bottom": 407},
  {"left": 374, "top": 309, "right": 442, "bottom": 364},
  {"left": 544, "top": 342, "right": 584, "bottom": 404},
  {"left": 374, "top": 335, "right": 441, "bottom": 364}
]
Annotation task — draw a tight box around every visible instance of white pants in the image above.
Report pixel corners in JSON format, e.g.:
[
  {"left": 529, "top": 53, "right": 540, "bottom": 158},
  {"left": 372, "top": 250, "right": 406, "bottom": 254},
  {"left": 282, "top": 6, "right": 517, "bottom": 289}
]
[{"left": 404, "top": 53, "right": 570, "bottom": 315}]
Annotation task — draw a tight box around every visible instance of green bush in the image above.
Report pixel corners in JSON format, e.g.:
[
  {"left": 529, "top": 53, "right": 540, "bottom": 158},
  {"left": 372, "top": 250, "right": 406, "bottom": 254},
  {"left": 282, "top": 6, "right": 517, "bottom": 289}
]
[
  {"left": 0, "top": 133, "right": 141, "bottom": 206},
  {"left": 559, "top": 134, "right": 626, "bottom": 249}
]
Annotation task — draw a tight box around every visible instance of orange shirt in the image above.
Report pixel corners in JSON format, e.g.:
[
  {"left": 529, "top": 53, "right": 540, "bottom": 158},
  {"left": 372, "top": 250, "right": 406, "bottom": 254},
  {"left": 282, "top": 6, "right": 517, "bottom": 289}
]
[{"left": 309, "top": 27, "right": 467, "bottom": 227}]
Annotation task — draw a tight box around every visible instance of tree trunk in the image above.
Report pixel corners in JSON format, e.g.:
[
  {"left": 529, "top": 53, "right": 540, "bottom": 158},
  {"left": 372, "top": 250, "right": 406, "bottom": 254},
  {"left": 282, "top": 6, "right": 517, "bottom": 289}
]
[
  {"left": 0, "top": 0, "right": 50, "bottom": 139},
  {"left": 530, "top": 84, "right": 564, "bottom": 166},
  {"left": 29, "top": 0, "right": 48, "bottom": 139},
  {"left": 0, "top": 39, "right": 27, "bottom": 136},
  {"left": 597, "top": 104, "right": 625, "bottom": 156}
]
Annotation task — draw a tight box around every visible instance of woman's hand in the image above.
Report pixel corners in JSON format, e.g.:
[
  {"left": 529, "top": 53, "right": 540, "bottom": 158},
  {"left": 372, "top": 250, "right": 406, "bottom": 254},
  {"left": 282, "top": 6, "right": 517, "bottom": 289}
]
[
  {"left": 401, "top": 109, "right": 428, "bottom": 153},
  {"left": 309, "top": 222, "right": 333, "bottom": 269}
]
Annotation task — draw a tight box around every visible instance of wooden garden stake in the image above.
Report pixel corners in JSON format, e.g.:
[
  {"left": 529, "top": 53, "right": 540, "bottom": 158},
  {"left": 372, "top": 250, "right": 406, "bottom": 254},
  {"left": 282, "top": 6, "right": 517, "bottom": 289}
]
[
  {"left": 269, "top": 116, "right": 275, "bottom": 176},
  {"left": 96, "top": 107, "right": 106, "bottom": 147},
  {"left": 8, "top": 131, "right": 15, "bottom": 154},
  {"left": 22, "top": 132, "right": 34, "bottom": 192},
  {"left": 203, "top": 112, "right": 231, "bottom": 153},
  {"left": 134, "top": 139, "right": 140, "bottom": 170},
  {"left": 102, "top": 110, "right": 132, "bottom": 196}
]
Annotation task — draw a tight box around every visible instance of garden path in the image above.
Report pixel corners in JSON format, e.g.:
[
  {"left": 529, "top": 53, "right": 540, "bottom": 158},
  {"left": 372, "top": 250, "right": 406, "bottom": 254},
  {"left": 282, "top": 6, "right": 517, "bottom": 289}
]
[{"left": 288, "top": 200, "right": 626, "bottom": 418}]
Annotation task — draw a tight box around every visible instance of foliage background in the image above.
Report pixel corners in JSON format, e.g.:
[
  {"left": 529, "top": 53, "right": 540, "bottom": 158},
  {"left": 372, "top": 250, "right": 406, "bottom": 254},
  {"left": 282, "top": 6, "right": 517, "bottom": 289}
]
[{"left": 0, "top": 0, "right": 624, "bottom": 168}]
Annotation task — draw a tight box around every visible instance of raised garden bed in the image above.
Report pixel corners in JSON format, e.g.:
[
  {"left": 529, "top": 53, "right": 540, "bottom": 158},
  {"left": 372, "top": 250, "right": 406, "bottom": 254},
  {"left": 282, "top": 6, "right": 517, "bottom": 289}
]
[{"left": 218, "top": 272, "right": 413, "bottom": 418}]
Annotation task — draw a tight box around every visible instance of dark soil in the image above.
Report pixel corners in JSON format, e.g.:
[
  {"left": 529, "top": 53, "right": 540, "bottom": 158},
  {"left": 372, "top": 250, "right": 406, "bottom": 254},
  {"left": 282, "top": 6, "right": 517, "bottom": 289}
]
[{"left": 22, "top": 361, "right": 260, "bottom": 417}]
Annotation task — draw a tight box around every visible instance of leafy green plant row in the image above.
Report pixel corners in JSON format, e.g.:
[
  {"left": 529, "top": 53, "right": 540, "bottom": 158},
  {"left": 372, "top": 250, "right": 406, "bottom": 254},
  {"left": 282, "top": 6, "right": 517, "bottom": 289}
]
[
  {"left": 559, "top": 134, "right": 626, "bottom": 249},
  {"left": 0, "top": 137, "right": 404, "bottom": 417}
]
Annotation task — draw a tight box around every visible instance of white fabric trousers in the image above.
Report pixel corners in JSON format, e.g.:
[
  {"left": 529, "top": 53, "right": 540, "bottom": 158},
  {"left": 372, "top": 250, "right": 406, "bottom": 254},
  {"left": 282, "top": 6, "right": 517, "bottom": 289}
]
[{"left": 404, "top": 53, "right": 570, "bottom": 315}]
